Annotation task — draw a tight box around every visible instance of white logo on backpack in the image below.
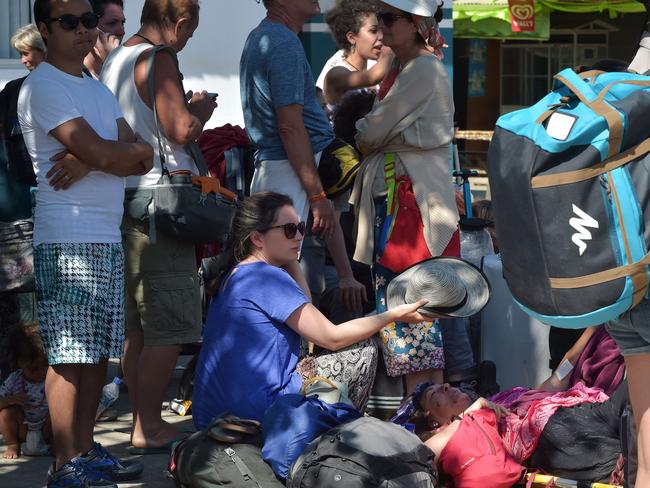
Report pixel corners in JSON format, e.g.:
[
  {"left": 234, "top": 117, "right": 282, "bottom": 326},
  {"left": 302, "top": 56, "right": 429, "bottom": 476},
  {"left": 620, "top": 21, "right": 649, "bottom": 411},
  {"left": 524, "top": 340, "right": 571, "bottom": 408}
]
[{"left": 570, "top": 204, "right": 599, "bottom": 256}]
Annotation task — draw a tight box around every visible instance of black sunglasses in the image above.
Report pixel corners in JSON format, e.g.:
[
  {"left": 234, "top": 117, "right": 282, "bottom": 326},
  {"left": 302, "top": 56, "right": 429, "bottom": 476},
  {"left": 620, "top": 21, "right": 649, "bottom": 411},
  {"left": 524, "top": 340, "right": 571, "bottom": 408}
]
[
  {"left": 377, "top": 12, "right": 411, "bottom": 27},
  {"left": 44, "top": 12, "right": 99, "bottom": 31},
  {"left": 263, "top": 221, "right": 306, "bottom": 239}
]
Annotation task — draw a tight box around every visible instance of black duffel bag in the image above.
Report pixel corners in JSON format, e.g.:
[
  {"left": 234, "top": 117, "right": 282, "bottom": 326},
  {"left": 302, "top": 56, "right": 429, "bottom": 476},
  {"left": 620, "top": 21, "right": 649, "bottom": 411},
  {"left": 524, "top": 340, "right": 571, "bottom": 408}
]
[
  {"left": 169, "top": 414, "right": 284, "bottom": 488},
  {"left": 287, "top": 416, "right": 437, "bottom": 488}
]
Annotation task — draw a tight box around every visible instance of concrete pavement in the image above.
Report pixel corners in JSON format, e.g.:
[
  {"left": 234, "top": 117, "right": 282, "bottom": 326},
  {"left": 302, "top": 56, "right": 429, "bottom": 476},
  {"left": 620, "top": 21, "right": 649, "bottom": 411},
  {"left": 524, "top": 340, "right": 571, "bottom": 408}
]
[{"left": 0, "top": 359, "right": 192, "bottom": 488}]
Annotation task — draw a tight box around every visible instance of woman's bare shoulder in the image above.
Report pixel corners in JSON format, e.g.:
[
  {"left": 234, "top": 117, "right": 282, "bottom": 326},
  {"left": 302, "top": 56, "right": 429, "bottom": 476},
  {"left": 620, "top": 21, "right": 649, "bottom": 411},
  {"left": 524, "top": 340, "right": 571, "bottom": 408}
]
[{"left": 423, "top": 420, "right": 462, "bottom": 458}]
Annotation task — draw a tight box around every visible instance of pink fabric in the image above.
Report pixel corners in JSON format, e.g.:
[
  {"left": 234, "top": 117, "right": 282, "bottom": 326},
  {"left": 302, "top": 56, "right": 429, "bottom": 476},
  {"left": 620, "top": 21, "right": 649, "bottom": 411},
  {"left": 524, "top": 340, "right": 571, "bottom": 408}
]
[
  {"left": 491, "top": 383, "right": 609, "bottom": 462},
  {"left": 570, "top": 327, "right": 624, "bottom": 396}
]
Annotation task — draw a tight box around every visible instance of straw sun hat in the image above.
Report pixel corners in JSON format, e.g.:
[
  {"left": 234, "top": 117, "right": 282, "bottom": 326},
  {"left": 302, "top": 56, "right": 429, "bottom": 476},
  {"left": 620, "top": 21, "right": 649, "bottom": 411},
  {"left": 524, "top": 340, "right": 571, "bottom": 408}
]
[
  {"left": 379, "top": 0, "right": 440, "bottom": 17},
  {"left": 386, "top": 257, "right": 491, "bottom": 318}
]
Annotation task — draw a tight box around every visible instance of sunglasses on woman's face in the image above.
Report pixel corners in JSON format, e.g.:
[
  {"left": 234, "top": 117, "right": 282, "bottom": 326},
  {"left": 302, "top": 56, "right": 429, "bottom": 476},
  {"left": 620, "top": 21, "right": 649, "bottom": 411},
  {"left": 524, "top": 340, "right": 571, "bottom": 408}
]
[
  {"left": 264, "top": 221, "right": 306, "bottom": 239},
  {"left": 44, "top": 12, "right": 100, "bottom": 31},
  {"left": 377, "top": 12, "right": 411, "bottom": 27}
]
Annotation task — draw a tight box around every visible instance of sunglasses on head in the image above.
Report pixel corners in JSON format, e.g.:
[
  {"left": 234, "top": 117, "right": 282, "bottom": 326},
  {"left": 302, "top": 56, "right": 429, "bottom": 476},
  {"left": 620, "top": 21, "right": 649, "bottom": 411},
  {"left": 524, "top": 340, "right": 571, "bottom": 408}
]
[
  {"left": 263, "top": 221, "right": 306, "bottom": 239},
  {"left": 377, "top": 12, "right": 411, "bottom": 27},
  {"left": 44, "top": 12, "right": 99, "bottom": 31}
]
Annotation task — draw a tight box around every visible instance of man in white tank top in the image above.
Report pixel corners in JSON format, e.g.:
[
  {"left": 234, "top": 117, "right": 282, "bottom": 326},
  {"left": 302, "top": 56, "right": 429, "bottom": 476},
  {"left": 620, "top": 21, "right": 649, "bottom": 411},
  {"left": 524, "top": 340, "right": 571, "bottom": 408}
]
[{"left": 99, "top": 0, "right": 216, "bottom": 456}]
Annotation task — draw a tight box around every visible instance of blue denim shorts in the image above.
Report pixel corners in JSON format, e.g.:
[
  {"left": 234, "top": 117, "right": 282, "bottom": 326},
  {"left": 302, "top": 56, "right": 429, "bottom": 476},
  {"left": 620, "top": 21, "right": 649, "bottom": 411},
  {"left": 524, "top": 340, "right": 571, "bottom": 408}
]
[{"left": 606, "top": 297, "right": 650, "bottom": 356}]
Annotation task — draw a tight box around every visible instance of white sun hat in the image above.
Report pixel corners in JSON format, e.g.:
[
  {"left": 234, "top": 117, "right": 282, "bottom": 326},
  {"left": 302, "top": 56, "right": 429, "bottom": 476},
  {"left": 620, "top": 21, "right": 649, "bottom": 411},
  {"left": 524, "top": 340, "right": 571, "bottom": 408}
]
[
  {"left": 386, "top": 257, "right": 491, "bottom": 318},
  {"left": 380, "top": 0, "right": 439, "bottom": 17}
]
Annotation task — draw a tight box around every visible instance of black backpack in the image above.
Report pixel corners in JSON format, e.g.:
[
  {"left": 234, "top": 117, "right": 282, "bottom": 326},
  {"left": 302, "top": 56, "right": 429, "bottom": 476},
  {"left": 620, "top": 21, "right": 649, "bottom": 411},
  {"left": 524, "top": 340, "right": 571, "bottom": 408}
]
[
  {"left": 1, "top": 77, "right": 37, "bottom": 186},
  {"left": 286, "top": 416, "right": 437, "bottom": 488},
  {"left": 170, "top": 415, "right": 284, "bottom": 488},
  {"left": 487, "top": 69, "right": 650, "bottom": 329}
]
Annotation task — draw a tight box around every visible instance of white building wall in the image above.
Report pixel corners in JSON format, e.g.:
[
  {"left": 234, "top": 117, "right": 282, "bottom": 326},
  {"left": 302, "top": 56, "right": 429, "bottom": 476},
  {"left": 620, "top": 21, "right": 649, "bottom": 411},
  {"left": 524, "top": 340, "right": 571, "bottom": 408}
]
[
  {"left": 0, "top": 64, "right": 27, "bottom": 86},
  {"left": 123, "top": 0, "right": 266, "bottom": 128},
  {"left": 0, "top": 0, "right": 269, "bottom": 129},
  {"left": 320, "top": 0, "right": 337, "bottom": 11},
  {"left": 0, "top": 0, "right": 352, "bottom": 128}
]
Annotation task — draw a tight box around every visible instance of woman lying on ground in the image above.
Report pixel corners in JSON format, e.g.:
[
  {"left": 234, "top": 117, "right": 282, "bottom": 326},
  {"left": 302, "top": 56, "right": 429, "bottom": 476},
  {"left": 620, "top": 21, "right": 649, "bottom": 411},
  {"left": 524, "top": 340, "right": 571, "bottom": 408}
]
[
  {"left": 191, "top": 192, "right": 432, "bottom": 428},
  {"left": 395, "top": 380, "right": 631, "bottom": 486}
]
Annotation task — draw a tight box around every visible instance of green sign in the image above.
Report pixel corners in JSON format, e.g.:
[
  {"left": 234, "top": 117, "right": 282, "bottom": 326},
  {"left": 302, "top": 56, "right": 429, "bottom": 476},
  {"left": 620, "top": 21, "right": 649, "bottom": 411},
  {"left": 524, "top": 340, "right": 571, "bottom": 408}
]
[{"left": 453, "top": 0, "right": 644, "bottom": 40}]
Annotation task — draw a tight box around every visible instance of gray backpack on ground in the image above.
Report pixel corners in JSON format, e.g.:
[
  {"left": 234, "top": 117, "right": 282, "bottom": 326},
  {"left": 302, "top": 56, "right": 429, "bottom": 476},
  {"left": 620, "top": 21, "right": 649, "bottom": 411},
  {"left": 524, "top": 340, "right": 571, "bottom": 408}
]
[
  {"left": 286, "top": 416, "right": 437, "bottom": 487},
  {"left": 170, "top": 416, "right": 284, "bottom": 488}
]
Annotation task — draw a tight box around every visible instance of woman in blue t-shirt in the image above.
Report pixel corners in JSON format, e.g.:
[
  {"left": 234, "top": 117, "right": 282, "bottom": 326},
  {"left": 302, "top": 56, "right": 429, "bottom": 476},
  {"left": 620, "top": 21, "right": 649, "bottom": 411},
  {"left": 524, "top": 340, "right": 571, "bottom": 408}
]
[{"left": 192, "top": 192, "right": 429, "bottom": 428}]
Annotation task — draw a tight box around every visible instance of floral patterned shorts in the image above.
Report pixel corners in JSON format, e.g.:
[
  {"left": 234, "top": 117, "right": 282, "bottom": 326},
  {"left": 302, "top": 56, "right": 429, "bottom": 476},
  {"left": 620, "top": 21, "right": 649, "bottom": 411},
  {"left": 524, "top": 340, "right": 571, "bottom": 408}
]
[
  {"left": 375, "top": 264, "right": 444, "bottom": 376},
  {"left": 373, "top": 197, "right": 444, "bottom": 377}
]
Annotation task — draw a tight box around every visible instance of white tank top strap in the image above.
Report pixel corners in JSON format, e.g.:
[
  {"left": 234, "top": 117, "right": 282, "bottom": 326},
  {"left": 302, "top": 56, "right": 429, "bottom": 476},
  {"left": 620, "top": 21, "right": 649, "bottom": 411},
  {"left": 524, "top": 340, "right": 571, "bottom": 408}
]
[{"left": 100, "top": 43, "right": 198, "bottom": 189}]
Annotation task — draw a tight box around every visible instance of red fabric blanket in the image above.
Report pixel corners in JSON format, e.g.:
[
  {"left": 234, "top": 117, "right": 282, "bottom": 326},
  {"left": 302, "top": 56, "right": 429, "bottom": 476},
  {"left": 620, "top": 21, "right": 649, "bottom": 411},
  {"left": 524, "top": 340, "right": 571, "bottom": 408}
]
[
  {"left": 195, "top": 124, "right": 249, "bottom": 263},
  {"left": 197, "top": 124, "right": 249, "bottom": 181}
]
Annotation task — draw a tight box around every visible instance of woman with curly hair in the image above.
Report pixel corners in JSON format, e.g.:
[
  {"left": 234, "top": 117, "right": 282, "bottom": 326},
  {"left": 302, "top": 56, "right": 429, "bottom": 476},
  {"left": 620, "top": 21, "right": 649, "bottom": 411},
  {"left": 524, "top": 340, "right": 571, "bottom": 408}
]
[{"left": 317, "top": 1, "right": 392, "bottom": 110}]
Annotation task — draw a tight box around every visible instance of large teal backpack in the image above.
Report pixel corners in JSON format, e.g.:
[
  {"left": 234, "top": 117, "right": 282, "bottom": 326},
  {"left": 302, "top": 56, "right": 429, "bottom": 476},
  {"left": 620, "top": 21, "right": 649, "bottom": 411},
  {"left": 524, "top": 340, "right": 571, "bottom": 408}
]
[{"left": 488, "top": 68, "right": 650, "bottom": 328}]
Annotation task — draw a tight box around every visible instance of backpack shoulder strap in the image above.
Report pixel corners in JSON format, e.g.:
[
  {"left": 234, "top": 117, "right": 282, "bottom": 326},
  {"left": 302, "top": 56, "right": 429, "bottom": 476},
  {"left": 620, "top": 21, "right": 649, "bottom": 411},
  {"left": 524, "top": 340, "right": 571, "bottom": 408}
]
[{"left": 223, "top": 447, "right": 263, "bottom": 487}]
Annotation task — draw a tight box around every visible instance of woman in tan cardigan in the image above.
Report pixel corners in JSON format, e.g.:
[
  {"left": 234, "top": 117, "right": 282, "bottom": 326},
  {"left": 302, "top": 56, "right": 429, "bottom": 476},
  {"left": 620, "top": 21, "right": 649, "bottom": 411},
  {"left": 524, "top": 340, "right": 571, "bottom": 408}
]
[{"left": 350, "top": 0, "right": 459, "bottom": 394}]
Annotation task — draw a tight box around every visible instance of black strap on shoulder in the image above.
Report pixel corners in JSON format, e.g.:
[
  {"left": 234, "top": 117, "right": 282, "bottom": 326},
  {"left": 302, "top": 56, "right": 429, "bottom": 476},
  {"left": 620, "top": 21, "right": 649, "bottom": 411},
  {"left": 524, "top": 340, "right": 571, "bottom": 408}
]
[
  {"left": 145, "top": 45, "right": 175, "bottom": 176},
  {"left": 145, "top": 45, "right": 209, "bottom": 177}
]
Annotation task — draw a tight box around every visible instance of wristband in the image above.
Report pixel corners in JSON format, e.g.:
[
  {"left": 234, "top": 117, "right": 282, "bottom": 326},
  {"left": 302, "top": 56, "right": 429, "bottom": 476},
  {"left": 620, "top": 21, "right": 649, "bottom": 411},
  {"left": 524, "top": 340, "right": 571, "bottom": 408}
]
[
  {"left": 308, "top": 191, "right": 327, "bottom": 203},
  {"left": 554, "top": 359, "right": 574, "bottom": 381}
]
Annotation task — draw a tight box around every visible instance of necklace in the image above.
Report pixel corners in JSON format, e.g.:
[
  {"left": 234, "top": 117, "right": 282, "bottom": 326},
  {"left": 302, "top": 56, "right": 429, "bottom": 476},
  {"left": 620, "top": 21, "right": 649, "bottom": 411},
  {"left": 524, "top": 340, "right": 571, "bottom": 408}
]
[
  {"left": 344, "top": 57, "right": 363, "bottom": 72},
  {"left": 134, "top": 33, "right": 156, "bottom": 45}
]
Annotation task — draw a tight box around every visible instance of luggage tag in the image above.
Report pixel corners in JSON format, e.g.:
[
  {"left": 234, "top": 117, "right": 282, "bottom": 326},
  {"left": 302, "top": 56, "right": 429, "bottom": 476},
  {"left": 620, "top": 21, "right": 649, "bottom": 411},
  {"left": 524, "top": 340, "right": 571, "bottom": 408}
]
[{"left": 545, "top": 112, "right": 577, "bottom": 141}]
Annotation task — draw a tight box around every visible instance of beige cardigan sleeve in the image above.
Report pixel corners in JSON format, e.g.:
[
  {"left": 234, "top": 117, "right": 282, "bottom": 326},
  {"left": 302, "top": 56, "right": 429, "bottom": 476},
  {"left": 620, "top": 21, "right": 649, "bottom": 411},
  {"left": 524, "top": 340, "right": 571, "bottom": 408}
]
[{"left": 354, "top": 56, "right": 448, "bottom": 155}]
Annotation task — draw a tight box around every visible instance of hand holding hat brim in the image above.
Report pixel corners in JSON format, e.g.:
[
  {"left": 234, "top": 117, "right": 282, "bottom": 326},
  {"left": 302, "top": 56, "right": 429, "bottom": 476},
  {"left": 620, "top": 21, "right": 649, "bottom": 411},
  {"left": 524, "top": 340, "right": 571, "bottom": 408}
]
[{"left": 390, "top": 299, "right": 442, "bottom": 323}]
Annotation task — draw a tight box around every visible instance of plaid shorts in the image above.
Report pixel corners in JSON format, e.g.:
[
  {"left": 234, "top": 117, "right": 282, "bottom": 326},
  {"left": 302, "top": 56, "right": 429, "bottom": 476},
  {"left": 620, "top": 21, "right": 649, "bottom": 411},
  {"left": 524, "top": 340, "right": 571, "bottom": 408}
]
[{"left": 34, "top": 243, "right": 124, "bottom": 365}]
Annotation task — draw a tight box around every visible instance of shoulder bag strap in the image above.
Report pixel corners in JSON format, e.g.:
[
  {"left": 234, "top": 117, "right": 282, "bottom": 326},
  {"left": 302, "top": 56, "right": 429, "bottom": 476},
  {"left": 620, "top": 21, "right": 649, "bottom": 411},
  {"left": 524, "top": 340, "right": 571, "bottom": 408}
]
[
  {"left": 186, "top": 141, "right": 210, "bottom": 177},
  {"left": 145, "top": 45, "right": 210, "bottom": 177},
  {"left": 145, "top": 45, "right": 173, "bottom": 176}
]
